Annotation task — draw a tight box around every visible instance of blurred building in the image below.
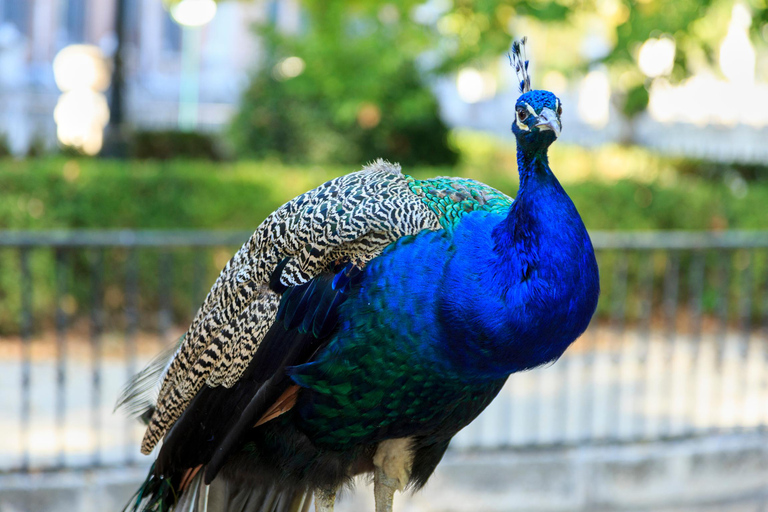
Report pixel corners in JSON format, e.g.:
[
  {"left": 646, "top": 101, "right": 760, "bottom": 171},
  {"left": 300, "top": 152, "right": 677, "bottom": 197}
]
[
  {"left": 1, "top": 0, "right": 767, "bottom": 163},
  {"left": 0, "top": 0, "right": 302, "bottom": 154}
]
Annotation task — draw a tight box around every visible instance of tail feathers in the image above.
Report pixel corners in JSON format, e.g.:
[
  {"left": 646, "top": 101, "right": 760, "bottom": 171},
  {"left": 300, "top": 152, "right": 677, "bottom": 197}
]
[
  {"left": 116, "top": 336, "right": 185, "bottom": 424},
  {"left": 125, "top": 463, "right": 181, "bottom": 512},
  {"left": 192, "top": 474, "right": 311, "bottom": 512},
  {"left": 127, "top": 463, "right": 311, "bottom": 512}
]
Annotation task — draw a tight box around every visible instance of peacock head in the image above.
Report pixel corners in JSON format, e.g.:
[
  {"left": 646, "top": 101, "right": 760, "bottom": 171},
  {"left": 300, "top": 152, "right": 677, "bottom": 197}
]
[
  {"left": 508, "top": 38, "right": 562, "bottom": 154},
  {"left": 511, "top": 90, "right": 562, "bottom": 149}
]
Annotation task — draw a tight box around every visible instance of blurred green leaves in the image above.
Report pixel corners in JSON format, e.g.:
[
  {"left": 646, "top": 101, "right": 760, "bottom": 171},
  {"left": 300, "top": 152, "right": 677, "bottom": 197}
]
[
  {"left": 227, "top": 0, "right": 768, "bottom": 163},
  {"left": 230, "top": 1, "right": 458, "bottom": 165}
]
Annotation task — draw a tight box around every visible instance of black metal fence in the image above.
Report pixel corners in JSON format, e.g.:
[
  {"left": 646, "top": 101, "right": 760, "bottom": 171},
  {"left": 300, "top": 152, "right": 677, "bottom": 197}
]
[
  {"left": 0, "top": 231, "right": 251, "bottom": 473},
  {"left": 1, "top": 230, "right": 767, "bottom": 473}
]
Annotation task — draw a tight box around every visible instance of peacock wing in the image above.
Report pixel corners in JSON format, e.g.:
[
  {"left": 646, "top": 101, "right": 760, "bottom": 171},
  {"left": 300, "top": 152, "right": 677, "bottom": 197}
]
[{"left": 140, "top": 160, "right": 446, "bottom": 454}]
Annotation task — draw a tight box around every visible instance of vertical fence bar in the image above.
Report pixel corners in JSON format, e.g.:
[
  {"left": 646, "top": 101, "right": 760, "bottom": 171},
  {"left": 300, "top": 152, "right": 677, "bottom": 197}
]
[
  {"left": 661, "top": 251, "right": 680, "bottom": 436},
  {"left": 716, "top": 250, "right": 733, "bottom": 430},
  {"left": 686, "top": 250, "right": 705, "bottom": 436},
  {"left": 158, "top": 250, "right": 173, "bottom": 342},
  {"left": 191, "top": 250, "right": 205, "bottom": 318},
  {"left": 688, "top": 252, "right": 706, "bottom": 357},
  {"left": 611, "top": 251, "right": 629, "bottom": 332},
  {"left": 762, "top": 252, "right": 768, "bottom": 430},
  {"left": 528, "top": 363, "right": 541, "bottom": 445},
  {"left": 737, "top": 250, "right": 753, "bottom": 430},
  {"left": 715, "top": 249, "right": 731, "bottom": 363},
  {"left": 609, "top": 250, "right": 628, "bottom": 439},
  {"left": 556, "top": 336, "right": 571, "bottom": 444},
  {"left": 19, "top": 248, "right": 32, "bottom": 472},
  {"left": 663, "top": 251, "right": 680, "bottom": 348},
  {"left": 577, "top": 246, "right": 601, "bottom": 444},
  {"left": 714, "top": 249, "right": 732, "bottom": 432},
  {"left": 90, "top": 249, "right": 105, "bottom": 467},
  {"left": 636, "top": 251, "right": 654, "bottom": 439},
  {"left": 580, "top": 248, "right": 608, "bottom": 443},
  {"left": 54, "top": 249, "right": 69, "bottom": 469},
  {"left": 124, "top": 247, "right": 139, "bottom": 464},
  {"left": 737, "top": 251, "right": 752, "bottom": 357},
  {"left": 553, "top": 283, "right": 578, "bottom": 444},
  {"left": 580, "top": 316, "right": 597, "bottom": 443}
]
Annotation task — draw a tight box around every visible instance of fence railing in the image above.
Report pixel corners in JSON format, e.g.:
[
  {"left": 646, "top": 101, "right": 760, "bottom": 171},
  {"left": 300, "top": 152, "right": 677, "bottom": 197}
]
[{"left": 1, "top": 230, "right": 767, "bottom": 473}]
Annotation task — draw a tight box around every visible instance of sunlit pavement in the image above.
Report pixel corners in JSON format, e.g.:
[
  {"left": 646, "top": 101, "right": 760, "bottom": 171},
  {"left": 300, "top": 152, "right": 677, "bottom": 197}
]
[
  {"left": 1, "top": 324, "right": 768, "bottom": 511},
  {"left": 1, "top": 324, "right": 767, "bottom": 470},
  {"left": 1, "top": 434, "right": 767, "bottom": 512}
]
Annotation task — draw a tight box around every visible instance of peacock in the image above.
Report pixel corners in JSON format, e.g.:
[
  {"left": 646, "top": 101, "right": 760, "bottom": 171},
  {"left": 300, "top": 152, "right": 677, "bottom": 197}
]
[{"left": 118, "top": 39, "right": 599, "bottom": 512}]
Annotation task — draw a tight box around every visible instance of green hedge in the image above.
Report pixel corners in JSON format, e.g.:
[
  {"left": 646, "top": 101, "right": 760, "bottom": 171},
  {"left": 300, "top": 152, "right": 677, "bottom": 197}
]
[
  {"left": 1, "top": 155, "right": 766, "bottom": 335},
  {"left": 1, "top": 155, "right": 766, "bottom": 232}
]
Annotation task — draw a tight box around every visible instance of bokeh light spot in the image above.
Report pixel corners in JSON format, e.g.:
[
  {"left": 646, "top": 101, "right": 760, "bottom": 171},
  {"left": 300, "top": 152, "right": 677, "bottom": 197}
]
[
  {"left": 170, "top": 0, "right": 217, "bottom": 27},
  {"left": 456, "top": 68, "right": 496, "bottom": 104},
  {"left": 357, "top": 103, "right": 382, "bottom": 129},
  {"left": 638, "top": 37, "right": 676, "bottom": 78},
  {"left": 578, "top": 68, "right": 611, "bottom": 128},
  {"left": 273, "top": 56, "right": 305, "bottom": 81}
]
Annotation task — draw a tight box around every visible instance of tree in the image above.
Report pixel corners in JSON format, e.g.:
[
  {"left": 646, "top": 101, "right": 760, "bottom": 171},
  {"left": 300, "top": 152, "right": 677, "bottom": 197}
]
[
  {"left": 215, "top": 0, "right": 767, "bottom": 161},
  {"left": 230, "top": 1, "right": 460, "bottom": 165}
]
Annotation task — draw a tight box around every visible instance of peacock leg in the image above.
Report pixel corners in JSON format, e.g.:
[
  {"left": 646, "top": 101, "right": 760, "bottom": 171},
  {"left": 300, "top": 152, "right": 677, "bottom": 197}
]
[
  {"left": 373, "top": 466, "right": 398, "bottom": 512},
  {"left": 373, "top": 438, "right": 413, "bottom": 512},
  {"left": 314, "top": 487, "right": 336, "bottom": 512}
]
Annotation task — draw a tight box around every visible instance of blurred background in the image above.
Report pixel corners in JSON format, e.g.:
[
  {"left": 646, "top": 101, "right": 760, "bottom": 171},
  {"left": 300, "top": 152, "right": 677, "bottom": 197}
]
[{"left": 1, "top": 0, "right": 768, "bottom": 510}]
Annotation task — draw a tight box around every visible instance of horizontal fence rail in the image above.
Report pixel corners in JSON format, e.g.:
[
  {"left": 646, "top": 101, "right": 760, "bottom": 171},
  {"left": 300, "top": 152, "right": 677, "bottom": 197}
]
[
  {"left": 0, "top": 230, "right": 767, "bottom": 473},
  {"left": 590, "top": 230, "right": 768, "bottom": 249},
  {"left": 3, "top": 229, "right": 768, "bottom": 249},
  {"left": 0, "top": 230, "right": 254, "bottom": 247}
]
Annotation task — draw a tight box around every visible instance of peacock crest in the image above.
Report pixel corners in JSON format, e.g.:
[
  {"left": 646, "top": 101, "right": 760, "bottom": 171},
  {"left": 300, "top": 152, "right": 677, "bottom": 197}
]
[{"left": 509, "top": 37, "right": 532, "bottom": 94}]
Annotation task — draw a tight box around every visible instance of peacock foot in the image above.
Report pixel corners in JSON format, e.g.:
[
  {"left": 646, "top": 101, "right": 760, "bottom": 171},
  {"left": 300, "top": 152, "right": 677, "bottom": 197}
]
[{"left": 314, "top": 487, "right": 336, "bottom": 512}]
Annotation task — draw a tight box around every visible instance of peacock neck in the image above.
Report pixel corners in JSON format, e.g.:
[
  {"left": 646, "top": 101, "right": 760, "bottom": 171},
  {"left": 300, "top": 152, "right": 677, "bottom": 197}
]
[
  {"left": 516, "top": 145, "right": 551, "bottom": 193},
  {"left": 493, "top": 145, "right": 563, "bottom": 259},
  {"left": 447, "top": 143, "right": 599, "bottom": 380}
]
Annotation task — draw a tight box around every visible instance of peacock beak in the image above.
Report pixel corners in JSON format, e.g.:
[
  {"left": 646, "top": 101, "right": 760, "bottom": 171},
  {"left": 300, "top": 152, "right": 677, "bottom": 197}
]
[{"left": 534, "top": 108, "right": 561, "bottom": 138}]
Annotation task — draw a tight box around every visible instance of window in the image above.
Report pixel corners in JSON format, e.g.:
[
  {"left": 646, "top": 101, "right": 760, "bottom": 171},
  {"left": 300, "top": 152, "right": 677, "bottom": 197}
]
[
  {"left": 64, "top": 0, "right": 86, "bottom": 43},
  {"left": 0, "top": 0, "right": 29, "bottom": 35},
  {"left": 123, "top": 0, "right": 140, "bottom": 46},
  {"left": 162, "top": 9, "right": 181, "bottom": 53},
  {"left": 267, "top": 0, "right": 279, "bottom": 25}
]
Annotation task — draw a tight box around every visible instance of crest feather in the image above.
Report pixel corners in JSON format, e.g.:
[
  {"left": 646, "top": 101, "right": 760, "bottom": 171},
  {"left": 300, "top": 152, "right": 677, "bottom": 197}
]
[{"left": 508, "top": 37, "right": 531, "bottom": 94}]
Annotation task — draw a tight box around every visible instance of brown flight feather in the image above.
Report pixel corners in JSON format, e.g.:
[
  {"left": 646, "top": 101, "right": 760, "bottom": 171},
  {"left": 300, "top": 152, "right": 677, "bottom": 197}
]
[
  {"left": 254, "top": 385, "right": 301, "bottom": 427},
  {"left": 179, "top": 464, "right": 203, "bottom": 492}
]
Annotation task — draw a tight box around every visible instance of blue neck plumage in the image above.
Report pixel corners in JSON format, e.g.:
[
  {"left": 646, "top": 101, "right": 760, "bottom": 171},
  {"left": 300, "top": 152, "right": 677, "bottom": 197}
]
[
  {"left": 444, "top": 144, "right": 599, "bottom": 381},
  {"left": 493, "top": 145, "right": 565, "bottom": 263}
]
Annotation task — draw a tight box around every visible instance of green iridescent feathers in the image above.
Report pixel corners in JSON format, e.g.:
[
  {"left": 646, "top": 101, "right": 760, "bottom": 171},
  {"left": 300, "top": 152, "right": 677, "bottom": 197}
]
[{"left": 406, "top": 176, "right": 513, "bottom": 229}]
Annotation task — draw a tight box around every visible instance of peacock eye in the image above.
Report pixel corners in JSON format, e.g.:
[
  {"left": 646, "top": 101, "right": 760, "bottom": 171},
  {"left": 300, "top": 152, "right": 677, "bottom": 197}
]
[
  {"left": 557, "top": 103, "right": 563, "bottom": 117},
  {"left": 516, "top": 108, "right": 528, "bottom": 122}
]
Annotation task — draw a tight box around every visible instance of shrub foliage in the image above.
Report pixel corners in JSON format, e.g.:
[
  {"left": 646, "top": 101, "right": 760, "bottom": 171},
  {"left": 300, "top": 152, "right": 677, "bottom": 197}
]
[{"left": 1, "top": 156, "right": 767, "bottom": 335}]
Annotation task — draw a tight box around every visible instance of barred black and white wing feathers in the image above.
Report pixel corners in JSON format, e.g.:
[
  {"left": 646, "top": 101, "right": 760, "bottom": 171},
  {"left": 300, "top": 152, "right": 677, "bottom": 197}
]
[{"left": 140, "top": 159, "right": 443, "bottom": 454}]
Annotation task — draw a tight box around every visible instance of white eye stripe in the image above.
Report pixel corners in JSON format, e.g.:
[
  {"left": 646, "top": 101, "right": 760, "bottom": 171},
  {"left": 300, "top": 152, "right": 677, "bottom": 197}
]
[{"left": 516, "top": 103, "right": 531, "bottom": 131}]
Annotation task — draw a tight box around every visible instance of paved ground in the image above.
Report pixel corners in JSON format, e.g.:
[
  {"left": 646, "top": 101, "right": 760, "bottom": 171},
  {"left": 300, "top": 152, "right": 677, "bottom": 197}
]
[
  {"left": 1, "top": 323, "right": 768, "bottom": 510},
  {"left": 1, "top": 433, "right": 768, "bottom": 512},
  {"left": 2, "top": 324, "right": 767, "bottom": 472}
]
